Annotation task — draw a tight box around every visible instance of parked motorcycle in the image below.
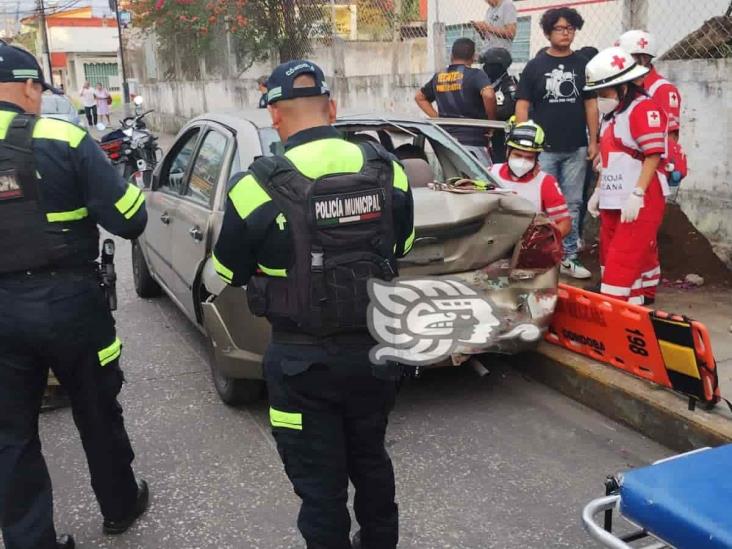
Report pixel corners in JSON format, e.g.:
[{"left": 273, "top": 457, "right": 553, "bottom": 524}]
[{"left": 99, "top": 96, "right": 161, "bottom": 179}]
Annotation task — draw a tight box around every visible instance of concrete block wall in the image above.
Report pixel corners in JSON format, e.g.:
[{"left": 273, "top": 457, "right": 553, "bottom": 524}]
[{"left": 657, "top": 58, "right": 732, "bottom": 267}]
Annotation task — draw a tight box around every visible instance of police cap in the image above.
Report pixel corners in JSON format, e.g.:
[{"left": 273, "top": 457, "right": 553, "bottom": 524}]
[
  {"left": 0, "top": 40, "right": 61, "bottom": 93},
  {"left": 266, "top": 60, "right": 330, "bottom": 105}
]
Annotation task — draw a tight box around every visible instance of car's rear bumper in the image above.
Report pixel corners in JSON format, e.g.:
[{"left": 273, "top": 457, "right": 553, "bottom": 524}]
[{"left": 202, "top": 263, "right": 559, "bottom": 380}]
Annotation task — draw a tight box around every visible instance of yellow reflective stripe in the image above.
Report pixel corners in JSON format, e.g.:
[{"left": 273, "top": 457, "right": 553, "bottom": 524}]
[
  {"left": 33, "top": 118, "right": 86, "bottom": 148},
  {"left": 257, "top": 263, "right": 287, "bottom": 277},
  {"left": 403, "top": 227, "right": 416, "bottom": 253},
  {"left": 98, "top": 337, "right": 122, "bottom": 367},
  {"left": 124, "top": 192, "right": 145, "bottom": 219},
  {"left": 285, "top": 138, "right": 364, "bottom": 180},
  {"left": 0, "top": 111, "right": 16, "bottom": 139},
  {"left": 392, "top": 161, "right": 409, "bottom": 192},
  {"left": 212, "top": 253, "right": 233, "bottom": 283},
  {"left": 269, "top": 407, "right": 302, "bottom": 430},
  {"left": 46, "top": 207, "right": 88, "bottom": 222},
  {"left": 116, "top": 184, "right": 144, "bottom": 219},
  {"left": 229, "top": 174, "right": 271, "bottom": 220}
]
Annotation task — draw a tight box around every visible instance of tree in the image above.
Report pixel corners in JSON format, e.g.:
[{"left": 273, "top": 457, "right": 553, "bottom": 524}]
[{"left": 128, "top": 0, "right": 329, "bottom": 79}]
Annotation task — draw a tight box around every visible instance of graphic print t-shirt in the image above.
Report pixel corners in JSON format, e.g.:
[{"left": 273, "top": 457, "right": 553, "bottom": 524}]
[
  {"left": 517, "top": 50, "right": 596, "bottom": 152},
  {"left": 421, "top": 64, "right": 492, "bottom": 146}
]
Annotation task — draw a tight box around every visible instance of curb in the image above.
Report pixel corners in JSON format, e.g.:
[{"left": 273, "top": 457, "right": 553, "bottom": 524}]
[{"left": 514, "top": 342, "right": 732, "bottom": 452}]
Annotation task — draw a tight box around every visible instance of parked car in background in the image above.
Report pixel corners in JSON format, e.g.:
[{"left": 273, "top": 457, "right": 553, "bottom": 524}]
[
  {"left": 41, "top": 93, "right": 81, "bottom": 126},
  {"left": 130, "top": 110, "right": 561, "bottom": 405}
]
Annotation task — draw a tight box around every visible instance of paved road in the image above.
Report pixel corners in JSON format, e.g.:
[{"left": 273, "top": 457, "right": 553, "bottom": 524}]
[{"left": 13, "top": 238, "right": 670, "bottom": 549}]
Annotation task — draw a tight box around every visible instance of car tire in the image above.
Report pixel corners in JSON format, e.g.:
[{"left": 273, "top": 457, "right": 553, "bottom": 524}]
[
  {"left": 207, "top": 338, "right": 264, "bottom": 406},
  {"left": 132, "top": 240, "right": 162, "bottom": 298}
]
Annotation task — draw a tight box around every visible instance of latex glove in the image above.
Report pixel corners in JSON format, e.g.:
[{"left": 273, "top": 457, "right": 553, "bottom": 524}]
[
  {"left": 587, "top": 189, "right": 600, "bottom": 218},
  {"left": 621, "top": 193, "right": 644, "bottom": 223}
]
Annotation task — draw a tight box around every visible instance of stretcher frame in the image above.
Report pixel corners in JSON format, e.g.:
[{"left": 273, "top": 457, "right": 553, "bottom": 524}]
[{"left": 582, "top": 448, "right": 711, "bottom": 549}]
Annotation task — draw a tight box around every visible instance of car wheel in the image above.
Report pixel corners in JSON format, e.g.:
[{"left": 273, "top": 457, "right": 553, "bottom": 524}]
[
  {"left": 207, "top": 338, "right": 264, "bottom": 406},
  {"left": 132, "top": 240, "right": 162, "bottom": 298}
]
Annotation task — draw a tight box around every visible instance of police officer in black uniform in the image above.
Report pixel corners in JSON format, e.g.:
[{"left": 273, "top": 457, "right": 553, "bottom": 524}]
[
  {"left": 213, "top": 60, "right": 414, "bottom": 549},
  {"left": 0, "top": 43, "right": 149, "bottom": 549},
  {"left": 479, "top": 47, "right": 519, "bottom": 163}
]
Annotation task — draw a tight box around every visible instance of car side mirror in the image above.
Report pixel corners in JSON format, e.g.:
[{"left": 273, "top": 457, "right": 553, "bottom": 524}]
[{"left": 132, "top": 169, "right": 154, "bottom": 189}]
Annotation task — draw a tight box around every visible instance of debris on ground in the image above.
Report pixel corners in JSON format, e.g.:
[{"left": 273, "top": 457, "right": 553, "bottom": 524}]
[
  {"left": 684, "top": 273, "right": 705, "bottom": 287},
  {"left": 581, "top": 203, "right": 732, "bottom": 288}
]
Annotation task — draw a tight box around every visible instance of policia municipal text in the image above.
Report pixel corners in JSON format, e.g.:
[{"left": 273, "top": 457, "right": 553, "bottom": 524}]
[
  {"left": 213, "top": 60, "right": 415, "bottom": 549},
  {"left": 0, "top": 42, "right": 149, "bottom": 549}
]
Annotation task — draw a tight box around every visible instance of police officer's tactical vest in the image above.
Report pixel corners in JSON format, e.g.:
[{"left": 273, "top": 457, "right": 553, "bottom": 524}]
[
  {"left": 0, "top": 113, "right": 93, "bottom": 274},
  {"left": 246, "top": 142, "right": 397, "bottom": 336}
]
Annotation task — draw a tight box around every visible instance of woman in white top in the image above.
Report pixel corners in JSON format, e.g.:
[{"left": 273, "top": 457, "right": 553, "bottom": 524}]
[{"left": 79, "top": 81, "right": 97, "bottom": 126}]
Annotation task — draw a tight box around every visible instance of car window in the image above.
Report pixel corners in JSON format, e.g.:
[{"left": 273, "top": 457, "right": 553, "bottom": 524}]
[
  {"left": 41, "top": 95, "right": 70, "bottom": 115},
  {"left": 186, "top": 130, "right": 228, "bottom": 206},
  {"left": 259, "top": 127, "right": 282, "bottom": 156},
  {"left": 161, "top": 128, "right": 200, "bottom": 194}
]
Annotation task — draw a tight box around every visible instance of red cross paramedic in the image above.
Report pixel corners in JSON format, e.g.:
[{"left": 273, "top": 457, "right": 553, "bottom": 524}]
[
  {"left": 616, "top": 30, "right": 687, "bottom": 303},
  {"left": 584, "top": 47, "right": 669, "bottom": 306}
]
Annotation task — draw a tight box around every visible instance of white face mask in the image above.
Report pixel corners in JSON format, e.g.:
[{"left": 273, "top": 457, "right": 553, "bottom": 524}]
[
  {"left": 508, "top": 156, "right": 535, "bottom": 178},
  {"left": 598, "top": 96, "right": 620, "bottom": 115}
]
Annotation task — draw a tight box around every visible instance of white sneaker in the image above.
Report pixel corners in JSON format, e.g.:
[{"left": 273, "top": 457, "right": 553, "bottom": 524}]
[{"left": 561, "top": 258, "right": 592, "bottom": 279}]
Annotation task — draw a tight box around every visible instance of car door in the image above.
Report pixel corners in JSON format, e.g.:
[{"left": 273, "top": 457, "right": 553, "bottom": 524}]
[
  {"left": 143, "top": 126, "right": 202, "bottom": 289},
  {"left": 168, "top": 124, "right": 234, "bottom": 322}
]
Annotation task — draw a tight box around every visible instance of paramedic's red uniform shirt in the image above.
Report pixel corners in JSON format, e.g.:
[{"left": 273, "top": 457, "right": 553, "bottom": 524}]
[
  {"left": 644, "top": 66, "right": 681, "bottom": 132},
  {"left": 496, "top": 163, "right": 570, "bottom": 224}
]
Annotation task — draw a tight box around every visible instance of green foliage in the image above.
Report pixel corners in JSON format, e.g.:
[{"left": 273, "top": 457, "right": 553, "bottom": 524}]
[{"left": 129, "top": 0, "right": 330, "bottom": 79}]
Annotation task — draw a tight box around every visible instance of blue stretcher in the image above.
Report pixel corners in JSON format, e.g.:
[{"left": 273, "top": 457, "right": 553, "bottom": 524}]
[{"left": 582, "top": 444, "right": 732, "bottom": 548}]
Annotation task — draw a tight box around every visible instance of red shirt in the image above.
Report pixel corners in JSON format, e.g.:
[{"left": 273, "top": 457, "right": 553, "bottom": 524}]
[
  {"left": 493, "top": 163, "right": 570, "bottom": 224},
  {"left": 644, "top": 66, "right": 681, "bottom": 132}
]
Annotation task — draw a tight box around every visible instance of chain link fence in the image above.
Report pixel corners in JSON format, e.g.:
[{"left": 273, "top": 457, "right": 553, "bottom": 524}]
[
  {"left": 432, "top": 0, "right": 732, "bottom": 71},
  {"left": 127, "top": 0, "right": 732, "bottom": 84}
]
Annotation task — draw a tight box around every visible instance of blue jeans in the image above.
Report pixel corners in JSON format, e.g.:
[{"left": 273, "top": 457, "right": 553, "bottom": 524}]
[{"left": 540, "top": 147, "right": 588, "bottom": 260}]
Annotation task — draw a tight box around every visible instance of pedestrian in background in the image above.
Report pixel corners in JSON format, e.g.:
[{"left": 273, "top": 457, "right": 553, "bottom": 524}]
[
  {"left": 415, "top": 38, "right": 497, "bottom": 165},
  {"left": 515, "top": 7, "right": 599, "bottom": 280},
  {"left": 585, "top": 47, "right": 668, "bottom": 305},
  {"left": 213, "top": 60, "right": 414, "bottom": 549},
  {"left": 79, "top": 80, "right": 96, "bottom": 126},
  {"left": 473, "top": 0, "right": 517, "bottom": 52},
  {"left": 479, "top": 47, "right": 519, "bottom": 162},
  {"left": 94, "top": 82, "right": 112, "bottom": 126},
  {"left": 257, "top": 75, "right": 268, "bottom": 108},
  {"left": 0, "top": 43, "right": 149, "bottom": 549}
]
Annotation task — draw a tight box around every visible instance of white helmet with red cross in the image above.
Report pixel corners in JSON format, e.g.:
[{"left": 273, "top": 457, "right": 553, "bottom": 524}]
[
  {"left": 583, "top": 47, "right": 649, "bottom": 91},
  {"left": 616, "top": 30, "right": 658, "bottom": 58}
]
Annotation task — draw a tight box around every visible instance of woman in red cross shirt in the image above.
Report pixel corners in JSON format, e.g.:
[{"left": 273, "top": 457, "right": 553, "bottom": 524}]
[{"left": 584, "top": 47, "right": 669, "bottom": 305}]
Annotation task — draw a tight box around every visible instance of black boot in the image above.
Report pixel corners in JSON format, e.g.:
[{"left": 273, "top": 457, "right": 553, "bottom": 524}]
[
  {"left": 103, "top": 479, "right": 149, "bottom": 535},
  {"left": 56, "top": 534, "right": 75, "bottom": 549}
]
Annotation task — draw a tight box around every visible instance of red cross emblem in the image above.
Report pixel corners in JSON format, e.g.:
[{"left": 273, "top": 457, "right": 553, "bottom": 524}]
[
  {"left": 649, "top": 112, "right": 659, "bottom": 121},
  {"left": 611, "top": 55, "right": 627, "bottom": 69},
  {"left": 638, "top": 38, "right": 649, "bottom": 48}
]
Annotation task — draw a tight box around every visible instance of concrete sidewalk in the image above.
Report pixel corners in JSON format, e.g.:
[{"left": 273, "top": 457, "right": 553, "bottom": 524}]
[{"left": 528, "top": 282, "right": 732, "bottom": 452}]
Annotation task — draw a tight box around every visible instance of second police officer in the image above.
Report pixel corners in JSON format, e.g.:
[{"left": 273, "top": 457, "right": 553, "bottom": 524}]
[
  {"left": 213, "top": 60, "right": 414, "bottom": 549},
  {"left": 0, "top": 42, "right": 149, "bottom": 549}
]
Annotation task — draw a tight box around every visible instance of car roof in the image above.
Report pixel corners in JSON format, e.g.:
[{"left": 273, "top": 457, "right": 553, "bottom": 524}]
[{"left": 186, "top": 110, "right": 480, "bottom": 133}]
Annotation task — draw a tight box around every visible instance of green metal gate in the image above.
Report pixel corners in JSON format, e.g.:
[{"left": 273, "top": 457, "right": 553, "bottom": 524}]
[{"left": 83, "top": 62, "right": 119, "bottom": 91}]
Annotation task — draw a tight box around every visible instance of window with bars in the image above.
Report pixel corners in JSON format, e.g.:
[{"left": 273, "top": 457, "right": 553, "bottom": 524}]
[{"left": 83, "top": 62, "right": 120, "bottom": 92}]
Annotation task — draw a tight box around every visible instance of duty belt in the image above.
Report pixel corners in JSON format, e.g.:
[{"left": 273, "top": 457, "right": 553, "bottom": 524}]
[
  {"left": 0, "top": 263, "right": 98, "bottom": 281},
  {"left": 271, "top": 329, "right": 376, "bottom": 346}
]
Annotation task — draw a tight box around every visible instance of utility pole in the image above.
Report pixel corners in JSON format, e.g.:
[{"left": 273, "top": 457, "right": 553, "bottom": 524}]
[
  {"left": 111, "top": 0, "right": 131, "bottom": 114},
  {"left": 36, "top": 0, "right": 52, "bottom": 79}
]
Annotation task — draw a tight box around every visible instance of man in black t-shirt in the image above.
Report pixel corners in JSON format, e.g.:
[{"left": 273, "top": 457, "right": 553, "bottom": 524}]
[
  {"left": 516, "top": 7, "right": 598, "bottom": 280},
  {"left": 415, "top": 38, "right": 497, "bottom": 166}
]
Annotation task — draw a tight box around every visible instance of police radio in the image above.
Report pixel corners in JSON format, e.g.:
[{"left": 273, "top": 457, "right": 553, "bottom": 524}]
[{"left": 100, "top": 239, "right": 117, "bottom": 311}]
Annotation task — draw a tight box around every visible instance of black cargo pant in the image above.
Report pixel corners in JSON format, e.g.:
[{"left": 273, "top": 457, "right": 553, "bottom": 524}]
[
  {"left": 0, "top": 272, "right": 137, "bottom": 549},
  {"left": 264, "top": 342, "right": 399, "bottom": 549}
]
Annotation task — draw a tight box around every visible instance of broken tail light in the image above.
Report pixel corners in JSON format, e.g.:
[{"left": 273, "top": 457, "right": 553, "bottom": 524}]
[{"left": 512, "top": 216, "right": 563, "bottom": 271}]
